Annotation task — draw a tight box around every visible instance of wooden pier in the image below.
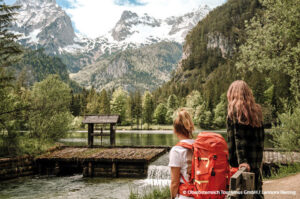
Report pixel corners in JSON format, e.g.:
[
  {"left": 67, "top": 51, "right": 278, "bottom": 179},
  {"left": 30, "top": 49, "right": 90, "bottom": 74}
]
[
  {"left": 263, "top": 148, "right": 300, "bottom": 164},
  {"left": 36, "top": 146, "right": 167, "bottom": 178}
]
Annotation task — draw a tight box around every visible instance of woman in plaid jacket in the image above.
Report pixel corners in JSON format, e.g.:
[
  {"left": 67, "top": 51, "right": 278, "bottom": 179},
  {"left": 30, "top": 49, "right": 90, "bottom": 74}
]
[{"left": 227, "top": 80, "right": 265, "bottom": 199}]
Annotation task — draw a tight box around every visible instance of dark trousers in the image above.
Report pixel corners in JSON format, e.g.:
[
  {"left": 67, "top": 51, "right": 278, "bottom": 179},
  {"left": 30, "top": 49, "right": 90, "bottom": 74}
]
[{"left": 252, "top": 168, "right": 264, "bottom": 199}]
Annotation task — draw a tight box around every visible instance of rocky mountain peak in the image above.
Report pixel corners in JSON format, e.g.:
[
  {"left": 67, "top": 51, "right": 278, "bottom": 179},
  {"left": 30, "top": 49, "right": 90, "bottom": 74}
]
[
  {"left": 12, "top": 0, "right": 75, "bottom": 54},
  {"left": 15, "top": 0, "right": 56, "bottom": 6},
  {"left": 120, "top": 10, "right": 138, "bottom": 21}
]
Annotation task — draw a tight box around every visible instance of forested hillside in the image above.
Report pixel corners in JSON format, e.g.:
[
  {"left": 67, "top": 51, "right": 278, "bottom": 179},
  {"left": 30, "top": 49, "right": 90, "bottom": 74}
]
[
  {"left": 10, "top": 49, "right": 82, "bottom": 92},
  {"left": 152, "top": 0, "right": 299, "bottom": 132},
  {"left": 155, "top": 0, "right": 261, "bottom": 103}
]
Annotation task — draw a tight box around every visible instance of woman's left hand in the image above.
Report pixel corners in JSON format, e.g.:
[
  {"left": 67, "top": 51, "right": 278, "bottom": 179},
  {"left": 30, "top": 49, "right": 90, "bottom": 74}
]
[{"left": 239, "top": 163, "right": 250, "bottom": 172}]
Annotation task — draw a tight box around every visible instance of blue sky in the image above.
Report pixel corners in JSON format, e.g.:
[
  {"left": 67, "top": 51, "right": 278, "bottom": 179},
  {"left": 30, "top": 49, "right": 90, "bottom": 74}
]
[{"left": 5, "top": 0, "right": 226, "bottom": 38}]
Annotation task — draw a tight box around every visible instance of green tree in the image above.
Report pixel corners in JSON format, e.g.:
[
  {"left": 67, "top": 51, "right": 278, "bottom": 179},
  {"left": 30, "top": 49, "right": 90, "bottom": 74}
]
[
  {"left": 86, "top": 88, "right": 100, "bottom": 114},
  {"left": 29, "top": 75, "right": 73, "bottom": 141},
  {"left": 237, "top": 0, "right": 300, "bottom": 101},
  {"left": 0, "top": 1, "right": 24, "bottom": 156},
  {"left": 110, "top": 87, "right": 127, "bottom": 123},
  {"left": 186, "top": 91, "right": 204, "bottom": 109},
  {"left": 0, "top": 0, "right": 22, "bottom": 68},
  {"left": 273, "top": 107, "right": 300, "bottom": 151},
  {"left": 213, "top": 93, "right": 227, "bottom": 128},
  {"left": 99, "top": 89, "right": 110, "bottom": 114},
  {"left": 194, "top": 102, "right": 213, "bottom": 129},
  {"left": 166, "top": 94, "right": 179, "bottom": 124},
  {"left": 167, "top": 94, "right": 179, "bottom": 110},
  {"left": 70, "top": 91, "right": 81, "bottom": 116},
  {"left": 133, "top": 90, "right": 142, "bottom": 129},
  {"left": 142, "top": 91, "right": 153, "bottom": 129},
  {"left": 153, "top": 103, "right": 168, "bottom": 125}
]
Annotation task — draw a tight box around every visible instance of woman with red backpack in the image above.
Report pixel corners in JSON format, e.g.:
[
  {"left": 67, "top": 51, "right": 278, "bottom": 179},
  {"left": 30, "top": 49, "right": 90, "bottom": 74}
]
[
  {"left": 169, "top": 109, "right": 231, "bottom": 199},
  {"left": 227, "top": 80, "right": 265, "bottom": 199},
  {"left": 169, "top": 109, "right": 195, "bottom": 199}
]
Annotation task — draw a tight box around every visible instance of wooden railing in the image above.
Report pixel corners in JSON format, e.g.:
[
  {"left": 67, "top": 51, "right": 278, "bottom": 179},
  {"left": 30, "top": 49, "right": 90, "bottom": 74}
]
[{"left": 227, "top": 167, "right": 255, "bottom": 199}]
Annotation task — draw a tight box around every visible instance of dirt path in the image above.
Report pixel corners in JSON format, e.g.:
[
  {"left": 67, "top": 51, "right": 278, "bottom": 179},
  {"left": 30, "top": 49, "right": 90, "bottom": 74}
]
[{"left": 263, "top": 173, "right": 300, "bottom": 199}]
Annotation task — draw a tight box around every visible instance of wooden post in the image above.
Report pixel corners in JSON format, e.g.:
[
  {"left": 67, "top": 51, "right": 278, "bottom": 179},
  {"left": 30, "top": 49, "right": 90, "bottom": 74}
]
[
  {"left": 88, "top": 123, "right": 94, "bottom": 148},
  {"left": 83, "top": 165, "right": 88, "bottom": 177},
  {"left": 88, "top": 162, "right": 93, "bottom": 177},
  {"left": 112, "top": 162, "right": 117, "bottom": 178},
  {"left": 110, "top": 124, "right": 115, "bottom": 146},
  {"left": 228, "top": 167, "right": 255, "bottom": 199},
  {"left": 242, "top": 172, "right": 255, "bottom": 199},
  {"left": 54, "top": 162, "right": 60, "bottom": 176}
]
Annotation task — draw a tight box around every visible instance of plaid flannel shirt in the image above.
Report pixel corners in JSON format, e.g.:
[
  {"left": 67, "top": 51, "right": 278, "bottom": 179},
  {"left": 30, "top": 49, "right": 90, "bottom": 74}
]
[{"left": 227, "top": 118, "right": 265, "bottom": 170}]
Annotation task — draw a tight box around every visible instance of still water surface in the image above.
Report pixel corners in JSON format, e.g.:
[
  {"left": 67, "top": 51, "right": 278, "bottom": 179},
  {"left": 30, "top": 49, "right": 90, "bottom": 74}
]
[{"left": 0, "top": 131, "right": 273, "bottom": 199}]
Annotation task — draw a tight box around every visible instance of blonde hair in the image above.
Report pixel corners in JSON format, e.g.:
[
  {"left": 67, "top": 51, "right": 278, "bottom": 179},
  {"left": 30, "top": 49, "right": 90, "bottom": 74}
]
[
  {"left": 227, "top": 80, "right": 263, "bottom": 127},
  {"left": 173, "top": 109, "right": 194, "bottom": 138}
]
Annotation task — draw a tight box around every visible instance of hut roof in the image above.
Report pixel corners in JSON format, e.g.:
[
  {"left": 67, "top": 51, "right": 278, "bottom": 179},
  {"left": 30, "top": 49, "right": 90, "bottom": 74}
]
[{"left": 82, "top": 115, "right": 120, "bottom": 124}]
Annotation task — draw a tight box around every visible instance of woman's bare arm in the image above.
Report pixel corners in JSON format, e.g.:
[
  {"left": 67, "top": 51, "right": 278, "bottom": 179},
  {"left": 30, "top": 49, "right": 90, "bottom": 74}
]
[{"left": 170, "top": 167, "right": 181, "bottom": 199}]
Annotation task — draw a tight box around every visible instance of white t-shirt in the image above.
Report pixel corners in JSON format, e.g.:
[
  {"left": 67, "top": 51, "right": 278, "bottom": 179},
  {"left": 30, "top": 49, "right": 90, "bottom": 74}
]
[{"left": 169, "top": 139, "right": 195, "bottom": 199}]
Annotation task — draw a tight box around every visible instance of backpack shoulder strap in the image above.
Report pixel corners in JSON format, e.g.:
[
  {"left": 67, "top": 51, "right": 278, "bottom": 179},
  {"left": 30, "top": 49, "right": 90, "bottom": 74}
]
[
  {"left": 175, "top": 141, "right": 194, "bottom": 184},
  {"left": 176, "top": 141, "right": 193, "bottom": 150}
]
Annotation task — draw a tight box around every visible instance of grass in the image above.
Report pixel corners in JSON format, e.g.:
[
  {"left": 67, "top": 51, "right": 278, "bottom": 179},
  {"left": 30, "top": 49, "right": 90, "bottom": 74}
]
[
  {"left": 129, "top": 186, "right": 170, "bottom": 199},
  {"left": 265, "top": 163, "right": 300, "bottom": 180}
]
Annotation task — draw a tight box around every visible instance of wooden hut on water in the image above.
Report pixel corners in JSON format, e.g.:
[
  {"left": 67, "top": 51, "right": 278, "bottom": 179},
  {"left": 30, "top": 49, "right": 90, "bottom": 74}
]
[{"left": 82, "top": 115, "right": 120, "bottom": 147}]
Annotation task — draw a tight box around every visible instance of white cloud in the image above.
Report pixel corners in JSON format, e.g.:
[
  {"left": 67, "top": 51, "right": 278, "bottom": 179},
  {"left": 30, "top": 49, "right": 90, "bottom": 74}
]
[{"left": 65, "top": 0, "right": 225, "bottom": 38}]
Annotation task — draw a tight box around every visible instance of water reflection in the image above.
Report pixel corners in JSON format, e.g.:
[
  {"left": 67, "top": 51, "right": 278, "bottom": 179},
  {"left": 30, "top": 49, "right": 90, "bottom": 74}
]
[{"left": 61, "top": 131, "right": 274, "bottom": 148}]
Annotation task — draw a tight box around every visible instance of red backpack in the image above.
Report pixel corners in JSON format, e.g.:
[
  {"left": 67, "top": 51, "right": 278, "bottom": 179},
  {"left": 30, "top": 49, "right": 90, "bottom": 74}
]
[{"left": 176, "top": 132, "right": 231, "bottom": 199}]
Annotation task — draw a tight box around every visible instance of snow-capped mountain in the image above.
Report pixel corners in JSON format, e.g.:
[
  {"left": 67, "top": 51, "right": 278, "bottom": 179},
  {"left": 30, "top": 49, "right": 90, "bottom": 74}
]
[
  {"left": 110, "top": 6, "right": 210, "bottom": 44},
  {"left": 11, "top": 0, "right": 211, "bottom": 91},
  {"left": 12, "top": 0, "right": 75, "bottom": 54},
  {"left": 12, "top": 0, "right": 210, "bottom": 55}
]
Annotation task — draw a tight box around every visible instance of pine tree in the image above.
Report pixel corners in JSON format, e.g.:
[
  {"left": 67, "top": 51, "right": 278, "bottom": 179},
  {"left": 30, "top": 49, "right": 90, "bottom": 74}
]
[
  {"left": 167, "top": 94, "right": 179, "bottom": 110},
  {"left": 133, "top": 90, "right": 142, "bottom": 129},
  {"left": 142, "top": 91, "right": 153, "bottom": 129},
  {"left": 0, "top": 0, "right": 22, "bottom": 68},
  {"left": 86, "top": 87, "right": 100, "bottom": 114},
  {"left": 0, "top": 1, "right": 24, "bottom": 155},
  {"left": 99, "top": 89, "right": 110, "bottom": 114}
]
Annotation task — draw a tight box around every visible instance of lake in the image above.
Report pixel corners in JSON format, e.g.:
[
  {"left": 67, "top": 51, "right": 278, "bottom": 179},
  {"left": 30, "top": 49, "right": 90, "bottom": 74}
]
[{"left": 0, "top": 130, "right": 274, "bottom": 199}]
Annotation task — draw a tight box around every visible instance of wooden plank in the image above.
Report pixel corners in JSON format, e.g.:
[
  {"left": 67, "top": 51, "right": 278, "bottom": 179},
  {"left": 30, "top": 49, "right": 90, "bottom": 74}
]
[
  {"left": 94, "top": 167, "right": 112, "bottom": 172},
  {"left": 90, "top": 133, "right": 110, "bottom": 136},
  {"left": 83, "top": 115, "right": 120, "bottom": 124},
  {"left": 118, "top": 164, "right": 145, "bottom": 169}
]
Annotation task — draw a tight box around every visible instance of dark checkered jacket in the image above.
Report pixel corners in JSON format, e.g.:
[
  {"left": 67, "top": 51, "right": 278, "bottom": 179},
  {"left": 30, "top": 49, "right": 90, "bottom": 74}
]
[{"left": 227, "top": 118, "right": 265, "bottom": 170}]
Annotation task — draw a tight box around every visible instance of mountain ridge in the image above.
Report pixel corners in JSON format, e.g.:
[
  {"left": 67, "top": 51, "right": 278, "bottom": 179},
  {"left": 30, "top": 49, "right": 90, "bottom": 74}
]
[{"left": 10, "top": 0, "right": 211, "bottom": 92}]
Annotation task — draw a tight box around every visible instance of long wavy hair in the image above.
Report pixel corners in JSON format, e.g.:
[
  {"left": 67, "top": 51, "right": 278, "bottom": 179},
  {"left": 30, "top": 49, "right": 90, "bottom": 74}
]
[{"left": 227, "top": 80, "right": 263, "bottom": 127}]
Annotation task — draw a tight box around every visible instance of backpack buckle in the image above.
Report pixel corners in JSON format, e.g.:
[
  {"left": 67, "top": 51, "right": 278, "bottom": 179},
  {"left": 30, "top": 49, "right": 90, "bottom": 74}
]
[
  {"left": 213, "top": 155, "right": 217, "bottom": 160},
  {"left": 211, "top": 168, "right": 216, "bottom": 176}
]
